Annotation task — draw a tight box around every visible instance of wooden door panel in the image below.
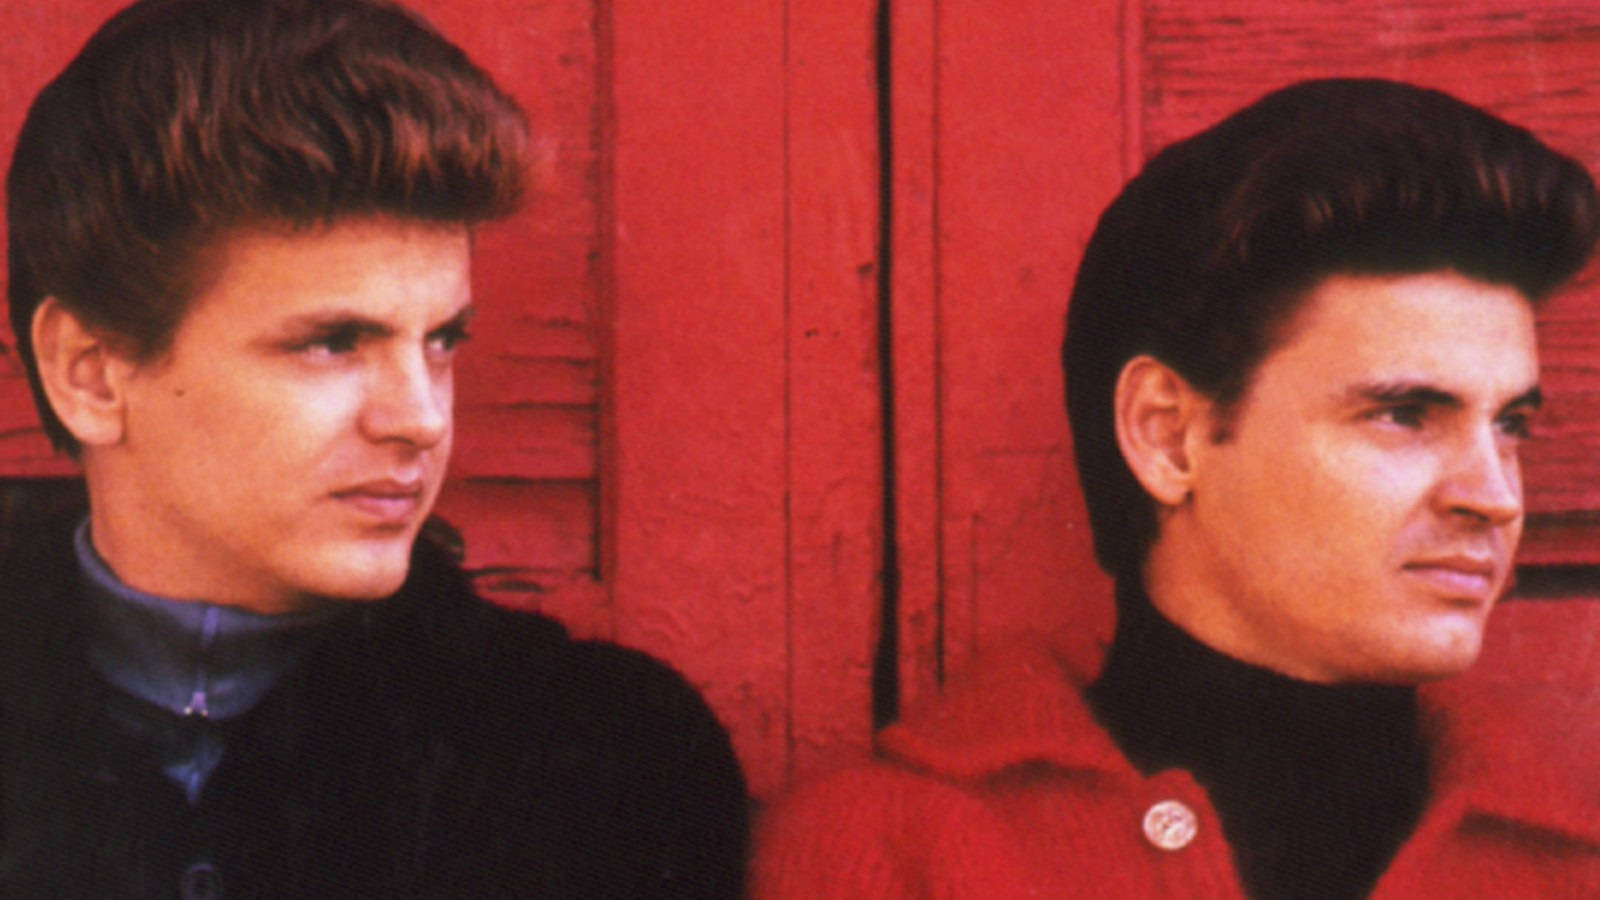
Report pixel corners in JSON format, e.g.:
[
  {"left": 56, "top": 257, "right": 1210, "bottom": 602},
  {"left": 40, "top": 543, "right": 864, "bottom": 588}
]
[
  {"left": 608, "top": 0, "right": 882, "bottom": 796},
  {"left": 891, "top": 0, "right": 1126, "bottom": 708}
]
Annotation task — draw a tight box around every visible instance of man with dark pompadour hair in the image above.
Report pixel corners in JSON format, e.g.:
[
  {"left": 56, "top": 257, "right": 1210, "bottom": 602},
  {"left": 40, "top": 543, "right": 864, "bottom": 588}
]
[
  {"left": 1, "top": 1, "right": 747, "bottom": 895},
  {"left": 752, "top": 79, "right": 1600, "bottom": 898}
]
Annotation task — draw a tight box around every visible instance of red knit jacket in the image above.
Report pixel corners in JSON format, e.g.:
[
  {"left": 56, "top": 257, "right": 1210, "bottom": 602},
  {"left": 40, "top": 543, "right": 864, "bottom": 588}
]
[{"left": 752, "top": 601, "right": 1600, "bottom": 898}]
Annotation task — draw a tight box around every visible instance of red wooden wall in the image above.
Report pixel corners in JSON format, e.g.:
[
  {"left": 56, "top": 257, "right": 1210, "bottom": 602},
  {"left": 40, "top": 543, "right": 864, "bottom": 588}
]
[
  {"left": 606, "top": 0, "right": 881, "bottom": 797},
  {"left": 4, "top": 0, "right": 1600, "bottom": 802},
  {"left": 888, "top": 0, "right": 1123, "bottom": 712}
]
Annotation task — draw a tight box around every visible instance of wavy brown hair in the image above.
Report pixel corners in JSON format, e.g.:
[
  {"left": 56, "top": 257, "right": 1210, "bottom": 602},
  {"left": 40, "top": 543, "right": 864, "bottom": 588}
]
[{"left": 7, "top": 0, "right": 530, "bottom": 453}]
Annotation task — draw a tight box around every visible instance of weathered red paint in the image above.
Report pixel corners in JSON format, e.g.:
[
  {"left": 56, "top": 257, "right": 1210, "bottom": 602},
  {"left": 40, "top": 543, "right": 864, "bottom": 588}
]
[
  {"left": 782, "top": 0, "right": 884, "bottom": 778},
  {"left": 887, "top": 0, "right": 942, "bottom": 717},
  {"left": 607, "top": 0, "right": 882, "bottom": 797},
  {"left": 608, "top": 0, "right": 793, "bottom": 800},
  {"left": 890, "top": 0, "right": 1123, "bottom": 708}
]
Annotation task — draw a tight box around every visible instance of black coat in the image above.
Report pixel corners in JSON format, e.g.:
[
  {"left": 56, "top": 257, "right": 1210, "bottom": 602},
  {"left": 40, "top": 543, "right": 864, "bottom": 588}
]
[{"left": 0, "top": 519, "right": 749, "bottom": 898}]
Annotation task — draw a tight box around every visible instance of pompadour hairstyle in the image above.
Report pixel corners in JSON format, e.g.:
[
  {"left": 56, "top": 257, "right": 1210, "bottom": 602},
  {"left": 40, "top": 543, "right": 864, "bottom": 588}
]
[
  {"left": 1063, "top": 78, "right": 1600, "bottom": 582},
  {"left": 7, "top": 0, "right": 530, "bottom": 453}
]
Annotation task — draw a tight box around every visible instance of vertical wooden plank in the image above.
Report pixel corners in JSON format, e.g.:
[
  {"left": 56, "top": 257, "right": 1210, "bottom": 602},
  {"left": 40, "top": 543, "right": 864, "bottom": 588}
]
[
  {"left": 784, "top": 0, "right": 882, "bottom": 775},
  {"left": 609, "top": 0, "right": 882, "bottom": 796},
  {"left": 608, "top": 0, "right": 792, "bottom": 798},
  {"left": 925, "top": 0, "right": 1123, "bottom": 679},
  {"left": 889, "top": 0, "right": 944, "bottom": 714}
]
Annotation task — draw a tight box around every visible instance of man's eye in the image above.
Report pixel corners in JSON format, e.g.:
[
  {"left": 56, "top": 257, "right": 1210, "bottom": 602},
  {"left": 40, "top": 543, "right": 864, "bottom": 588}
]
[
  {"left": 1372, "top": 404, "right": 1426, "bottom": 428},
  {"left": 295, "top": 329, "right": 361, "bottom": 356},
  {"left": 1496, "top": 411, "right": 1533, "bottom": 440},
  {"left": 427, "top": 325, "right": 472, "bottom": 354}
]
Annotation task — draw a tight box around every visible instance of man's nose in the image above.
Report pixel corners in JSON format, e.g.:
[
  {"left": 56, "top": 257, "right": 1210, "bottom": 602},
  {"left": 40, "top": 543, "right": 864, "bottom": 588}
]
[
  {"left": 1436, "top": 426, "right": 1522, "bottom": 526},
  {"left": 359, "top": 350, "right": 450, "bottom": 448}
]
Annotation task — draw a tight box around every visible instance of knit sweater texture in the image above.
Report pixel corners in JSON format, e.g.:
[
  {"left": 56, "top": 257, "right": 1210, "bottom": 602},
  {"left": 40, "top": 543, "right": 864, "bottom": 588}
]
[{"left": 752, "top": 599, "right": 1600, "bottom": 898}]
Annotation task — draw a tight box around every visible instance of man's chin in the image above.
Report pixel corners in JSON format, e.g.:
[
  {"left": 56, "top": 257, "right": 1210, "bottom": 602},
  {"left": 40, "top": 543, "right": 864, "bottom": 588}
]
[
  {"left": 317, "top": 567, "right": 410, "bottom": 602},
  {"left": 292, "top": 540, "right": 415, "bottom": 604},
  {"left": 1373, "top": 637, "right": 1487, "bottom": 685}
]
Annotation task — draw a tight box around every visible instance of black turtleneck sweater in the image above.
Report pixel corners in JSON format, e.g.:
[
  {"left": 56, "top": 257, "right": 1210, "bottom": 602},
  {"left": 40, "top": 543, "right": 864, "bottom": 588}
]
[{"left": 1087, "top": 584, "right": 1430, "bottom": 899}]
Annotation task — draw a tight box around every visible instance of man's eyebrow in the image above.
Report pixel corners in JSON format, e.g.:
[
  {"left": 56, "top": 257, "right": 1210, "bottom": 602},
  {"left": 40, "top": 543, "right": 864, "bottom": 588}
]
[
  {"left": 272, "top": 311, "right": 395, "bottom": 337},
  {"left": 1343, "top": 381, "right": 1544, "bottom": 414},
  {"left": 1501, "top": 385, "right": 1543, "bottom": 413},
  {"left": 266, "top": 302, "right": 476, "bottom": 339},
  {"left": 1344, "top": 381, "right": 1462, "bottom": 409},
  {"left": 431, "top": 304, "right": 477, "bottom": 331}
]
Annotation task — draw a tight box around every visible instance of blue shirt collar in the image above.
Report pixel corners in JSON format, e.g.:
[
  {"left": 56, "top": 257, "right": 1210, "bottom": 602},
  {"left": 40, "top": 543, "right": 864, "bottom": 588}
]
[{"left": 74, "top": 519, "right": 344, "bottom": 721}]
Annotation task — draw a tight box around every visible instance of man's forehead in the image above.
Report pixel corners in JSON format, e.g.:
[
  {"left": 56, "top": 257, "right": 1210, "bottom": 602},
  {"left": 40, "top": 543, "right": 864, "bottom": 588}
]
[
  {"left": 136, "top": 218, "right": 478, "bottom": 358},
  {"left": 1261, "top": 270, "right": 1540, "bottom": 401}
]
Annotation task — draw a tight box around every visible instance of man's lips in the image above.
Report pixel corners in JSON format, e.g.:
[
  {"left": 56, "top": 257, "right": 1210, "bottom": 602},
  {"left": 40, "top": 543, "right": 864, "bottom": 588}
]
[
  {"left": 332, "top": 479, "right": 426, "bottom": 524},
  {"left": 1400, "top": 554, "right": 1501, "bottom": 602}
]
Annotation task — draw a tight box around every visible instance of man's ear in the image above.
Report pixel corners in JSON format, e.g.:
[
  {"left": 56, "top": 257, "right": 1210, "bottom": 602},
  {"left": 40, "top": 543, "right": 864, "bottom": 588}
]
[
  {"left": 30, "top": 297, "right": 133, "bottom": 448},
  {"left": 1113, "top": 355, "right": 1210, "bottom": 508}
]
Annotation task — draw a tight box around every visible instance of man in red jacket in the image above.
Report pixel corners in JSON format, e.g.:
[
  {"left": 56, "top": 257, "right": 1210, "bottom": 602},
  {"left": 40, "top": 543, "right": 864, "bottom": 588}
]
[{"left": 754, "top": 79, "right": 1600, "bottom": 898}]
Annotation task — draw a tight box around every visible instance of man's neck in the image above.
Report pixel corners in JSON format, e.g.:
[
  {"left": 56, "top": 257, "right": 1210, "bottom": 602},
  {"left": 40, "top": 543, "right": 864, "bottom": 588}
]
[{"left": 1088, "top": 580, "right": 1428, "bottom": 900}]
